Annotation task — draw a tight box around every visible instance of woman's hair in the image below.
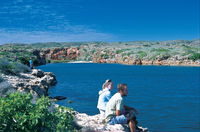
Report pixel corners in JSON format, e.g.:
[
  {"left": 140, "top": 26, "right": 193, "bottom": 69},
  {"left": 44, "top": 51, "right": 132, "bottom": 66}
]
[{"left": 102, "top": 79, "right": 112, "bottom": 89}]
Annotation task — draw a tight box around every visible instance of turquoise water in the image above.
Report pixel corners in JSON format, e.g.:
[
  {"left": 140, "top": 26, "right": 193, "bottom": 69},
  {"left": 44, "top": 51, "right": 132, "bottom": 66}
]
[{"left": 38, "top": 63, "right": 200, "bottom": 132}]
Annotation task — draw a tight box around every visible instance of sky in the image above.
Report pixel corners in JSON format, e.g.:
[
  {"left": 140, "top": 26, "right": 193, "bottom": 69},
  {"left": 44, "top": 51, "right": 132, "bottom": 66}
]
[{"left": 0, "top": 0, "right": 199, "bottom": 44}]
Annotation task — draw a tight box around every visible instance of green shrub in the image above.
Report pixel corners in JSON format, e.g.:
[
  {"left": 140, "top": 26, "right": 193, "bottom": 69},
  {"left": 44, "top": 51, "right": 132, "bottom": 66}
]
[
  {"left": 0, "top": 52, "right": 9, "bottom": 56},
  {"left": 101, "top": 54, "right": 109, "bottom": 59},
  {"left": 137, "top": 51, "right": 147, "bottom": 59},
  {"left": 0, "top": 92, "right": 75, "bottom": 131},
  {"left": 18, "top": 56, "right": 30, "bottom": 65},
  {"left": 115, "top": 49, "right": 131, "bottom": 54},
  {"left": 151, "top": 48, "right": 170, "bottom": 53},
  {"left": 188, "top": 53, "right": 200, "bottom": 61},
  {"left": 143, "top": 44, "right": 151, "bottom": 47},
  {"left": 0, "top": 58, "right": 31, "bottom": 75}
]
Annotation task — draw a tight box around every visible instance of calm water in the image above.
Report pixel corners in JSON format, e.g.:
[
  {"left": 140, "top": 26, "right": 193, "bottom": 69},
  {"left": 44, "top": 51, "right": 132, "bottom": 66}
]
[{"left": 38, "top": 63, "right": 200, "bottom": 132}]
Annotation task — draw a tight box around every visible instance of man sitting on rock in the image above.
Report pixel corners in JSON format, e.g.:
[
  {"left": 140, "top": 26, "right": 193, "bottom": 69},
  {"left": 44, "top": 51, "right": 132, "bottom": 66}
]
[{"left": 105, "top": 84, "right": 139, "bottom": 132}]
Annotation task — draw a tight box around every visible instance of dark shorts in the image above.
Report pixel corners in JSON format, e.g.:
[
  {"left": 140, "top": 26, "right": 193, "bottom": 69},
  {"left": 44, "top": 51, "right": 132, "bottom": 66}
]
[{"left": 108, "top": 109, "right": 137, "bottom": 125}]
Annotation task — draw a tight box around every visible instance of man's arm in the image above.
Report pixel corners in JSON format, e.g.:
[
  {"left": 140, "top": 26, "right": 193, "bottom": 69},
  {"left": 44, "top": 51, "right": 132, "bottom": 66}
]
[
  {"left": 124, "top": 105, "right": 139, "bottom": 114},
  {"left": 116, "top": 110, "right": 121, "bottom": 116},
  {"left": 115, "top": 99, "right": 123, "bottom": 116}
]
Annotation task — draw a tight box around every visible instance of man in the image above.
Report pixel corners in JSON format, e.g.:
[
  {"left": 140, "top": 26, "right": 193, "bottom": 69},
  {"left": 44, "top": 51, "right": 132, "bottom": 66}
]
[{"left": 105, "top": 84, "right": 138, "bottom": 132}]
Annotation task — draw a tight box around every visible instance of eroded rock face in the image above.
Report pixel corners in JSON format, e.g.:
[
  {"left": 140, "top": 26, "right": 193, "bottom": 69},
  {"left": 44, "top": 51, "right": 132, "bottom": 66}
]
[
  {"left": 74, "top": 112, "right": 148, "bottom": 132},
  {"left": 42, "top": 47, "right": 80, "bottom": 61},
  {"left": 1, "top": 69, "right": 57, "bottom": 98},
  {"left": 32, "top": 50, "right": 46, "bottom": 65}
]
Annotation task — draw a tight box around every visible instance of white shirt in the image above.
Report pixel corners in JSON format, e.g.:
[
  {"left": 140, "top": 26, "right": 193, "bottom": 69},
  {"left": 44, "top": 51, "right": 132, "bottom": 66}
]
[
  {"left": 97, "top": 88, "right": 111, "bottom": 110},
  {"left": 105, "top": 92, "right": 124, "bottom": 119}
]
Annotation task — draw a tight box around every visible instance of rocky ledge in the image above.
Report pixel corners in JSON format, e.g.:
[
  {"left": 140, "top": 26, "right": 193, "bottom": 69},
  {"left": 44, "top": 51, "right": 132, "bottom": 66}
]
[
  {"left": 0, "top": 69, "right": 57, "bottom": 98},
  {"left": 1, "top": 69, "right": 149, "bottom": 132},
  {"left": 74, "top": 112, "right": 148, "bottom": 132}
]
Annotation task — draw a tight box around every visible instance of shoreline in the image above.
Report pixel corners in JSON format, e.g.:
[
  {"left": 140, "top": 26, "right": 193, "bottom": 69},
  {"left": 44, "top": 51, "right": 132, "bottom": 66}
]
[
  {"left": 67, "top": 60, "right": 93, "bottom": 63},
  {"left": 64, "top": 60, "right": 200, "bottom": 67}
]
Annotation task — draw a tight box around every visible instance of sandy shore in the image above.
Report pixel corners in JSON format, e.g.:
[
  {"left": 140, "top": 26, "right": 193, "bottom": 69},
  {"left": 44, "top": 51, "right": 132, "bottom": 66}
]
[{"left": 68, "top": 61, "right": 93, "bottom": 63}]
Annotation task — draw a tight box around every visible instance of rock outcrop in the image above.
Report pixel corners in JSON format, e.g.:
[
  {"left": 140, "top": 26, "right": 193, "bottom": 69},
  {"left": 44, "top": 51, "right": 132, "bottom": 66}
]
[
  {"left": 0, "top": 69, "right": 57, "bottom": 98},
  {"left": 41, "top": 47, "right": 80, "bottom": 61},
  {"left": 74, "top": 112, "right": 148, "bottom": 132},
  {"left": 93, "top": 57, "right": 200, "bottom": 66}
]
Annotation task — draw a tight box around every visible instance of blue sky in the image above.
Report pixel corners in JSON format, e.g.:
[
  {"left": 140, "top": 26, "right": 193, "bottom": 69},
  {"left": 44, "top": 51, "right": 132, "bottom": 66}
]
[{"left": 0, "top": 0, "right": 199, "bottom": 43}]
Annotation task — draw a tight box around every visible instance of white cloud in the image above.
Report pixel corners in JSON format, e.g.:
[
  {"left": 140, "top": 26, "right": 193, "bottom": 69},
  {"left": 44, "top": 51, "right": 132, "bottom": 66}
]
[
  {"left": 0, "top": 0, "right": 116, "bottom": 44},
  {"left": 0, "top": 29, "right": 116, "bottom": 44}
]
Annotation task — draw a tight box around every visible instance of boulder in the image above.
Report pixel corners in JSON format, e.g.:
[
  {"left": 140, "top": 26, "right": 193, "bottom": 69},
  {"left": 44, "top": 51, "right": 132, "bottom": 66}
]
[
  {"left": 1, "top": 69, "right": 57, "bottom": 98},
  {"left": 49, "top": 96, "right": 67, "bottom": 100},
  {"left": 31, "top": 69, "right": 44, "bottom": 78}
]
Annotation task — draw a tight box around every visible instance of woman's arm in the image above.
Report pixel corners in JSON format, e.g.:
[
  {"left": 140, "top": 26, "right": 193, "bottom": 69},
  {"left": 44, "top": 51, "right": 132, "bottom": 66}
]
[{"left": 105, "top": 91, "right": 112, "bottom": 101}]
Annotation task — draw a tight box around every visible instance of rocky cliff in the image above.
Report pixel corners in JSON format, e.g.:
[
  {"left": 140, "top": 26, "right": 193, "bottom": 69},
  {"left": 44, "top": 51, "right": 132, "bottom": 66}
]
[{"left": 0, "top": 69, "right": 57, "bottom": 98}]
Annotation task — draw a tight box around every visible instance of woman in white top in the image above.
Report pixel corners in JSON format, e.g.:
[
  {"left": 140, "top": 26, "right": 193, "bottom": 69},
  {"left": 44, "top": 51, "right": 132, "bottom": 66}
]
[{"left": 97, "top": 79, "right": 113, "bottom": 117}]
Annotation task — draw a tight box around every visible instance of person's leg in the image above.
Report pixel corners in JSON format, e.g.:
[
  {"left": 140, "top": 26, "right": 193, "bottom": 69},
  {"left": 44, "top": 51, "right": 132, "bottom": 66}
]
[
  {"left": 129, "top": 120, "right": 136, "bottom": 132},
  {"left": 109, "top": 115, "right": 137, "bottom": 132},
  {"left": 108, "top": 115, "right": 127, "bottom": 125},
  {"left": 125, "top": 109, "right": 138, "bottom": 125}
]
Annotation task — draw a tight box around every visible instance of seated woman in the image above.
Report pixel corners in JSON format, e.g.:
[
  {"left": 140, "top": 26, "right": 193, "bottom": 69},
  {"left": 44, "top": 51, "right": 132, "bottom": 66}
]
[{"left": 97, "top": 79, "right": 113, "bottom": 118}]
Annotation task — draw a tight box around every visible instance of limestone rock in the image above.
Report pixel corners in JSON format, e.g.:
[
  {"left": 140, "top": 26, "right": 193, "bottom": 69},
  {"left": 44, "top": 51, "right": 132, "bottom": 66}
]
[
  {"left": 75, "top": 112, "right": 148, "bottom": 132},
  {"left": 1, "top": 69, "right": 57, "bottom": 98},
  {"left": 31, "top": 69, "right": 44, "bottom": 78}
]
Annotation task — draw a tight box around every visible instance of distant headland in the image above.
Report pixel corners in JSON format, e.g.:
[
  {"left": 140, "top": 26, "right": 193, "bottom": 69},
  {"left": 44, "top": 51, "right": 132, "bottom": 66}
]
[{"left": 0, "top": 39, "right": 199, "bottom": 67}]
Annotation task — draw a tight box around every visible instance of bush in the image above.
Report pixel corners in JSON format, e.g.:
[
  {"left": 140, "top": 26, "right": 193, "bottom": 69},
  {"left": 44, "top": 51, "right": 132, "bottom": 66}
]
[
  {"left": 188, "top": 53, "right": 200, "bottom": 61},
  {"left": 18, "top": 56, "right": 30, "bottom": 65},
  {"left": 100, "top": 54, "right": 109, "bottom": 59},
  {"left": 137, "top": 51, "right": 147, "bottom": 59},
  {"left": 0, "top": 92, "right": 75, "bottom": 131},
  {"left": 0, "top": 58, "right": 30, "bottom": 75},
  {"left": 151, "top": 48, "right": 170, "bottom": 53},
  {"left": 115, "top": 49, "right": 131, "bottom": 54}
]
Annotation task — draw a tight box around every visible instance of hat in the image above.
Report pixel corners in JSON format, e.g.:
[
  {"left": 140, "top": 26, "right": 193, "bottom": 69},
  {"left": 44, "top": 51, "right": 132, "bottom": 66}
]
[{"left": 105, "top": 79, "right": 112, "bottom": 83}]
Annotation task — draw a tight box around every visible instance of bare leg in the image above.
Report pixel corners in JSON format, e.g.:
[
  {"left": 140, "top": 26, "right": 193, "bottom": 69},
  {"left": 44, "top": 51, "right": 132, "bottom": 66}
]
[{"left": 129, "top": 120, "right": 136, "bottom": 132}]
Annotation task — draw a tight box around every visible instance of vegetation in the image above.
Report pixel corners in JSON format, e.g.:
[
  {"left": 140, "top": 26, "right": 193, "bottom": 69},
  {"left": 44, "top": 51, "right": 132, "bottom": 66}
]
[
  {"left": 0, "top": 92, "right": 75, "bottom": 131},
  {"left": 137, "top": 51, "right": 147, "bottom": 59},
  {"left": 0, "top": 58, "right": 30, "bottom": 75},
  {"left": 188, "top": 53, "right": 200, "bottom": 61},
  {"left": 116, "top": 49, "right": 131, "bottom": 54},
  {"left": 150, "top": 48, "right": 170, "bottom": 53},
  {"left": 0, "top": 58, "right": 31, "bottom": 75},
  {"left": 100, "top": 54, "right": 109, "bottom": 59},
  {"left": 49, "top": 60, "right": 70, "bottom": 63},
  {"left": 0, "top": 39, "right": 199, "bottom": 64}
]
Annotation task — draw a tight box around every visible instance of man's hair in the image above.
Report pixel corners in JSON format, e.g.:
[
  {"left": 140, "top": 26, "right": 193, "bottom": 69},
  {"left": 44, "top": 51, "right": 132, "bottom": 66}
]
[{"left": 117, "top": 84, "right": 127, "bottom": 92}]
